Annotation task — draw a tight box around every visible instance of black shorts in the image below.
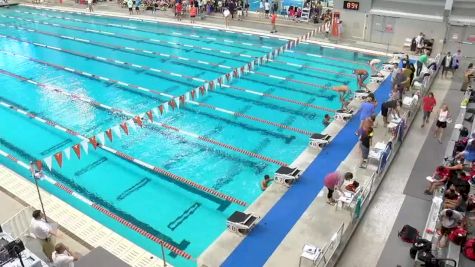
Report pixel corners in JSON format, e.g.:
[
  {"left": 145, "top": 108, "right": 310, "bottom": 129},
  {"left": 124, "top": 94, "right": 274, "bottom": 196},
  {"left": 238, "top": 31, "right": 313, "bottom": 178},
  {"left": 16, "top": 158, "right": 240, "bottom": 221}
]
[
  {"left": 129, "top": 7, "right": 132, "bottom": 10},
  {"left": 265, "top": 9, "right": 269, "bottom": 14},
  {"left": 436, "top": 120, "right": 447, "bottom": 128},
  {"left": 135, "top": 6, "right": 139, "bottom": 10},
  {"left": 190, "top": 15, "right": 195, "bottom": 17},
  {"left": 381, "top": 105, "right": 389, "bottom": 117}
]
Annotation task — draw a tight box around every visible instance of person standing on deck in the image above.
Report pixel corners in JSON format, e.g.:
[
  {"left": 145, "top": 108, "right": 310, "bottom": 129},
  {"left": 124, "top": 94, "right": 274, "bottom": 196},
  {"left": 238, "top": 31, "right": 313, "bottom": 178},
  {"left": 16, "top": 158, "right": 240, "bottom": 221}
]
[
  {"left": 324, "top": 172, "right": 353, "bottom": 205},
  {"left": 270, "top": 12, "right": 277, "bottom": 33},
  {"left": 87, "top": 0, "right": 94, "bottom": 12}
]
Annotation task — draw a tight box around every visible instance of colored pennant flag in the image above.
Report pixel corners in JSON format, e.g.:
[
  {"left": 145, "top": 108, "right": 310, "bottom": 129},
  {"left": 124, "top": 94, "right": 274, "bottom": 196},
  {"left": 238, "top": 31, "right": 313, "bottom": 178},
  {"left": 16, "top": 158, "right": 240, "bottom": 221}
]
[
  {"left": 204, "top": 82, "right": 209, "bottom": 92},
  {"left": 54, "top": 152, "right": 63, "bottom": 168},
  {"left": 112, "top": 125, "right": 122, "bottom": 139},
  {"left": 175, "top": 97, "right": 181, "bottom": 109},
  {"left": 247, "top": 62, "right": 252, "bottom": 72},
  {"left": 164, "top": 102, "right": 169, "bottom": 113},
  {"left": 209, "top": 80, "right": 214, "bottom": 90},
  {"left": 97, "top": 132, "right": 105, "bottom": 145},
  {"left": 44, "top": 155, "right": 53, "bottom": 171},
  {"left": 63, "top": 147, "right": 71, "bottom": 160},
  {"left": 133, "top": 116, "right": 143, "bottom": 127},
  {"left": 72, "top": 144, "right": 81, "bottom": 159},
  {"left": 225, "top": 73, "right": 231, "bottom": 81},
  {"left": 152, "top": 107, "right": 160, "bottom": 118},
  {"left": 35, "top": 160, "right": 43, "bottom": 172},
  {"left": 120, "top": 122, "right": 129, "bottom": 135},
  {"left": 89, "top": 136, "right": 98, "bottom": 149},
  {"left": 127, "top": 119, "right": 137, "bottom": 132},
  {"left": 80, "top": 140, "right": 89, "bottom": 155},
  {"left": 169, "top": 99, "right": 176, "bottom": 110},
  {"left": 218, "top": 77, "right": 223, "bottom": 86},
  {"left": 105, "top": 128, "right": 113, "bottom": 142},
  {"left": 185, "top": 92, "right": 191, "bottom": 101},
  {"left": 146, "top": 111, "right": 153, "bottom": 122},
  {"left": 179, "top": 95, "right": 185, "bottom": 104},
  {"left": 191, "top": 89, "right": 196, "bottom": 99},
  {"left": 159, "top": 104, "right": 164, "bottom": 115}
]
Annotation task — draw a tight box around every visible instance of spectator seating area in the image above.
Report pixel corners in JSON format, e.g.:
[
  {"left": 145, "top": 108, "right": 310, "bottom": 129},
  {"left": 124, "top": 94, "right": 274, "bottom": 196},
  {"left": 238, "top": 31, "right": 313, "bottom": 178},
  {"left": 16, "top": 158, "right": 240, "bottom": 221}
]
[{"left": 415, "top": 90, "right": 475, "bottom": 266}]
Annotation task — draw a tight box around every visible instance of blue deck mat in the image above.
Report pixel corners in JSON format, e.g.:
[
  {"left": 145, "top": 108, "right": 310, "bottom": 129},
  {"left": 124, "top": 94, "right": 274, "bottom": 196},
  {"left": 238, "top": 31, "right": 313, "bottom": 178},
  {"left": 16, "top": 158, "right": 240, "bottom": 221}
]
[{"left": 222, "top": 76, "right": 392, "bottom": 267}]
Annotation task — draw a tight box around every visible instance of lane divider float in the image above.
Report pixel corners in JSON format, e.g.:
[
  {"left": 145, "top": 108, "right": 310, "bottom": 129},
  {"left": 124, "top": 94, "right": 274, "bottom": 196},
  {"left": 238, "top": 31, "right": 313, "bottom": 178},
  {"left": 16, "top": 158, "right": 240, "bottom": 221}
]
[
  {"left": 0, "top": 96, "right": 248, "bottom": 207},
  {"left": 0, "top": 66, "right": 289, "bottom": 168},
  {"left": 0, "top": 147, "right": 193, "bottom": 260},
  {"left": 0, "top": 41, "right": 315, "bottom": 136}
]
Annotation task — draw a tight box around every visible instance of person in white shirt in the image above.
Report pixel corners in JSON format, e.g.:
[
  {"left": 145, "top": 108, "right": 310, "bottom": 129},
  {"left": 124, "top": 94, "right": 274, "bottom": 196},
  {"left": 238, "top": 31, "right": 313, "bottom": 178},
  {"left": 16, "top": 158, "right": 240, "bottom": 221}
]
[
  {"left": 87, "top": 0, "right": 93, "bottom": 12},
  {"left": 369, "top": 58, "right": 381, "bottom": 75},
  {"left": 264, "top": 0, "right": 270, "bottom": 18},
  {"left": 52, "top": 243, "right": 79, "bottom": 267},
  {"left": 30, "top": 210, "right": 56, "bottom": 262},
  {"left": 415, "top": 32, "right": 424, "bottom": 54}
]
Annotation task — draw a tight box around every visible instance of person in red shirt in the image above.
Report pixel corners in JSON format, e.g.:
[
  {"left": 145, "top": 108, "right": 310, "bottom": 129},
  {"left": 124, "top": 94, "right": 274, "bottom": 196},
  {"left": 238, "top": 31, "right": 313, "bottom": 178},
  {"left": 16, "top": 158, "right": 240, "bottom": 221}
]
[
  {"left": 176, "top": 2, "right": 183, "bottom": 21},
  {"left": 270, "top": 13, "right": 277, "bottom": 33},
  {"left": 421, "top": 92, "right": 437, "bottom": 127},
  {"left": 190, "top": 5, "right": 197, "bottom": 23}
]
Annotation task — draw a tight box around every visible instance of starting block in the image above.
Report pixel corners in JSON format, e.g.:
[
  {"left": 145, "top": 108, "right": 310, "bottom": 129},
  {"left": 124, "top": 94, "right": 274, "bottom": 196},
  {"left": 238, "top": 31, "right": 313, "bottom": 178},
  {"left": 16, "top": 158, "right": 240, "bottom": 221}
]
[
  {"left": 309, "top": 133, "right": 331, "bottom": 148},
  {"left": 335, "top": 109, "right": 354, "bottom": 121},
  {"left": 370, "top": 75, "right": 385, "bottom": 84},
  {"left": 274, "top": 166, "right": 301, "bottom": 186},
  {"left": 382, "top": 64, "right": 394, "bottom": 72},
  {"left": 354, "top": 90, "right": 369, "bottom": 100},
  {"left": 226, "top": 211, "right": 260, "bottom": 235}
]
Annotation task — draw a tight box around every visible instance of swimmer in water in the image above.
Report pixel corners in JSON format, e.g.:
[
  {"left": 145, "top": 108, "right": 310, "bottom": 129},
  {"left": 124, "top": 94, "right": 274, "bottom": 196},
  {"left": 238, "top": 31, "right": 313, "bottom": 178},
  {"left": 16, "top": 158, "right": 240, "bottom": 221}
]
[
  {"left": 369, "top": 59, "right": 381, "bottom": 75},
  {"left": 332, "top": 85, "right": 350, "bottom": 110},
  {"left": 354, "top": 69, "right": 369, "bottom": 90}
]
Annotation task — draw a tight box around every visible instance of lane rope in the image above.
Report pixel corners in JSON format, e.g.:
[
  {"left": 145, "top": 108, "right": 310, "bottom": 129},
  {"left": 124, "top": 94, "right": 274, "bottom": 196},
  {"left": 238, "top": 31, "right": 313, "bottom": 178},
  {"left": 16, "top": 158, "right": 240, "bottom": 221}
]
[
  {"left": 0, "top": 96, "right": 248, "bottom": 207},
  {"left": 0, "top": 65, "right": 289, "bottom": 167},
  {"left": 0, "top": 23, "right": 342, "bottom": 91},
  {"left": 0, "top": 38, "right": 315, "bottom": 136},
  {"left": 10, "top": 12, "right": 259, "bottom": 61},
  {"left": 0, "top": 147, "right": 193, "bottom": 260}
]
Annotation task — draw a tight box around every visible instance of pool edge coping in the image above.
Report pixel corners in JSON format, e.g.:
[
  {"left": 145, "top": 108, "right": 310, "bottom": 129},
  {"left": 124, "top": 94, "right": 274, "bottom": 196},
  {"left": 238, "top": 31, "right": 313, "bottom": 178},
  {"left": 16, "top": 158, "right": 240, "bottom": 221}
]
[
  {"left": 19, "top": 3, "right": 392, "bottom": 58},
  {"left": 0, "top": 164, "right": 170, "bottom": 267}
]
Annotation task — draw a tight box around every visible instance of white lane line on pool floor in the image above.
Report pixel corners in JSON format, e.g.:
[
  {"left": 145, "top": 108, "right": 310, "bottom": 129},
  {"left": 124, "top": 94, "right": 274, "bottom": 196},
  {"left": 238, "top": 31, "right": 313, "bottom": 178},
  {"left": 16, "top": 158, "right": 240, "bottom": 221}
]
[
  {"left": 0, "top": 76, "right": 248, "bottom": 208},
  {"left": 7, "top": 12, "right": 263, "bottom": 60}
]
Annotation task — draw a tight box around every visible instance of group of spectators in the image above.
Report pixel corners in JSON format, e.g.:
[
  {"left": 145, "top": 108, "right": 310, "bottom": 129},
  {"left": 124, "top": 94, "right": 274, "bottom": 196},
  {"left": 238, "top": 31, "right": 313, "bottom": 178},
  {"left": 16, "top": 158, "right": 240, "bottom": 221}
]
[
  {"left": 422, "top": 131, "right": 475, "bottom": 249},
  {"left": 30, "top": 210, "right": 80, "bottom": 267}
]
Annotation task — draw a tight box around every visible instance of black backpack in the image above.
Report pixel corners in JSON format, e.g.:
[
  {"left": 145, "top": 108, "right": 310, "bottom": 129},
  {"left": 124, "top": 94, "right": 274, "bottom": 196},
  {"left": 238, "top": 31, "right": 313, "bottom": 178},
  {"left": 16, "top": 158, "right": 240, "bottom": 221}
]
[
  {"left": 398, "top": 225, "right": 420, "bottom": 243},
  {"left": 460, "top": 127, "right": 469, "bottom": 137},
  {"left": 410, "top": 238, "right": 432, "bottom": 259}
]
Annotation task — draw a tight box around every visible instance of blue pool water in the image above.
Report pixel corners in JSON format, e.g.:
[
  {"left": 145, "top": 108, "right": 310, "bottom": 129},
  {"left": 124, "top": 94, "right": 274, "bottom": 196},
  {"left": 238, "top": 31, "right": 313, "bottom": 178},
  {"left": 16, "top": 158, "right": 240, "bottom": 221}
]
[{"left": 0, "top": 6, "right": 377, "bottom": 266}]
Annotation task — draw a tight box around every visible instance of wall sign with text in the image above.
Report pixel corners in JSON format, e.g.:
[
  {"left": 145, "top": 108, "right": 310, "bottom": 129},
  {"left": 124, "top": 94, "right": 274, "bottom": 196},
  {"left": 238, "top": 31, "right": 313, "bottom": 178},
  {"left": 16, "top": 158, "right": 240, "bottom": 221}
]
[{"left": 343, "top": 1, "right": 360, "bottom": 10}]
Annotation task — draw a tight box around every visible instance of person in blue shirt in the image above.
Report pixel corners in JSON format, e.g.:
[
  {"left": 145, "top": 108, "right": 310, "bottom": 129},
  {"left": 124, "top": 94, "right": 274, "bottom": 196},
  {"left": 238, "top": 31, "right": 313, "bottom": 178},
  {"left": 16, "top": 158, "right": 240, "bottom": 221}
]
[
  {"left": 356, "top": 94, "right": 377, "bottom": 135},
  {"left": 456, "top": 139, "right": 475, "bottom": 162}
]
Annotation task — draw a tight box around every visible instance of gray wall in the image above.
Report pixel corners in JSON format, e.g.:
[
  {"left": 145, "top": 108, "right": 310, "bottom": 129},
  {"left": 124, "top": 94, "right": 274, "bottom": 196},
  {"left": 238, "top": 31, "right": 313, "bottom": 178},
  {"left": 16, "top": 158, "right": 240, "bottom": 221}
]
[
  {"left": 333, "top": 0, "right": 446, "bottom": 54},
  {"left": 369, "top": 17, "right": 446, "bottom": 54}
]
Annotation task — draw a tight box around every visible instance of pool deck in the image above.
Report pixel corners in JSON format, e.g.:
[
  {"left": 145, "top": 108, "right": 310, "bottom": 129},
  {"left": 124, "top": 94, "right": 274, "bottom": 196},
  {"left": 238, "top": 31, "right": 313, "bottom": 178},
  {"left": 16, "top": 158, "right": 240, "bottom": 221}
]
[
  {"left": 198, "top": 75, "right": 389, "bottom": 267},
  {"left": 0, "top": 3, "right": 399, "bottom": 267},
  {"left": 0, "top": 165, "right": 168, "bottom": 267}
]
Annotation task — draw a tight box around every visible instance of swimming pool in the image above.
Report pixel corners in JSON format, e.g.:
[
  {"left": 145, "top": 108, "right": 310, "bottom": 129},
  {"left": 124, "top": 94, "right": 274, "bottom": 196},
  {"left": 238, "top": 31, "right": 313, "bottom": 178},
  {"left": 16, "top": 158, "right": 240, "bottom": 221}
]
[{"left": 0, "top": 5, "right": 376, "bottom": 266}]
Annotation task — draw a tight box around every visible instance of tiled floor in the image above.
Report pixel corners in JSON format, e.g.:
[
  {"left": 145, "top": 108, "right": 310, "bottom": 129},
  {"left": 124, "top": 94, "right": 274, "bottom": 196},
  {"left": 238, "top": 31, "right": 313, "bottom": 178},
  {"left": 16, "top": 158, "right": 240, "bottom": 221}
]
[{"left": 0, "top": 165, "right": 167, "bottom": 266}]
